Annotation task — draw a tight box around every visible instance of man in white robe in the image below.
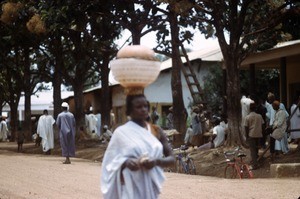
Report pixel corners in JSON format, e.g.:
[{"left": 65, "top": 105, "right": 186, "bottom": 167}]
[
  {"left": 241, "top": 96, "right": 254, "bottom": 141},
  {"left": 85, "top": 108, "right": 98, "bottom": 139},
  {"left": 37, "top": 110, "right": 55, "bottom": 154}
]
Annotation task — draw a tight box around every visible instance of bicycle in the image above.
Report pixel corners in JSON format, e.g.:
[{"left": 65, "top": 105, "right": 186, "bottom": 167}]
[
  {"left": 224, "top": 147, "right": 253, "bottom": 179},
  {"left": 173, "top": 145, "right": 196, "bottom": 175}
]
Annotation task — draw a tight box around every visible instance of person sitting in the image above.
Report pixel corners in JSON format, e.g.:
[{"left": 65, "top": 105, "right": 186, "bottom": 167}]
[
  {"left": 100, "top": 125, "right": 113, "bottom": 143},
  {"left": 197, "top": 118, "right": 225, "bottom": 150}
]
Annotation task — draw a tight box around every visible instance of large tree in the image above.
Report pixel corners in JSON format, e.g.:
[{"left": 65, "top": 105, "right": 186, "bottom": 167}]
[
  {"left": 189, "top": 0, "right": 299, "bottom": 145},
  {"left": 39, "top": 0, "right": 121, "bottom": 134},
  {"left": 154, "top": 2, "right": 196, "bottom": 138}
]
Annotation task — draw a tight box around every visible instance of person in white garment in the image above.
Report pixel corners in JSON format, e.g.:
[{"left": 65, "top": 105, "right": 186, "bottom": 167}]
[
  {"left": 197, "top": 118, "right": 225, "bottom": 150},
  {"left": 0, "top": 116, "right": 9, "bottom": 142},
  {"left": 265, "top": 92, "right": 289, "bottom": 154},
  {"left": 289, "top": 96, "right": 300, "bottom": 149},
  {"left": 101, "top": 94, "right": 175, "bottom": 199},
  {"left": 100, "top": 125, "right": 113, "bottom": 143},
  {"left": 85, "top": 107, "right": 98, "bottom": 137},
  {"left": 241, "top": 95, "right": 254, "bottom": 140},
  {"left": 184, "top": 125, "right": 194, "bottom": 145},
  {"left": 37, "top": 110, "right": 55, "bottom": 154}
]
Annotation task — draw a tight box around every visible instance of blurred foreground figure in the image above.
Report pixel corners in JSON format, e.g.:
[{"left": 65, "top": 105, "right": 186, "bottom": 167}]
[
  {"left": 57, "top": 102, "right": 76, "bottom": 164},
  {"left": 101, "top": 94, "right": 175, "bottom": 199}
]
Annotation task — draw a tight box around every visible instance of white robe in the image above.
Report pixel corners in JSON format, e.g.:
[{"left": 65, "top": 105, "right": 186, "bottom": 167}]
[
  {"left": 266, "top": 102, "right": 289, "bottom": 152},
  {"left": 290, "top": 104, "right": 300, "bottom": 139},
  {"left": 241, "top": 96, "right": 253, "bottom": 119},
  {"left": 101, "top": 121, "right": 165, "bottom": 199},
  {"left": 0, "top": 121, "right": 9, "bottom": 141},
  {"left": 96, "top": 113, "right": 101, "bottom": 137},
  {"left": 85, "top": 114, "right": 98, "bottom": 135},
  {"left": 37, "top": 115, "right": 55, "bottom": 152}
]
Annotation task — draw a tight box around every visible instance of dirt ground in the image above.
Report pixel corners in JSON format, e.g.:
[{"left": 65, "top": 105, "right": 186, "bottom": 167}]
[
  {"left": 2, "top": 139, "right": 299, "bottom": 179},
  {"left": 1, "top": 141, "right": 300, "bottom": 199}
]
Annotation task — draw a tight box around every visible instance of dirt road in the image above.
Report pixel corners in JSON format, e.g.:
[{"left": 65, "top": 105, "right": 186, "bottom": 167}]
[{"left": 0, "top": 149, "right": 299, "bottom": 199}]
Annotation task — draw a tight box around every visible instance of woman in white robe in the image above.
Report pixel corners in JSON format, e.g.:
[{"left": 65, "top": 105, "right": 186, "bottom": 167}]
[{"left": 101, "top": 94, "right": 175, "bottom": 199}]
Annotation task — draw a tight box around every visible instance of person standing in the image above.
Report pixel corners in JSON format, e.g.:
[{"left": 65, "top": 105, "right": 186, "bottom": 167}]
[
  {"left": 0, "top": 116, "right": 9, "bottom": 142},
  {"left": 151, "top": 106, "right": 159, "bottom": 125},
  {"left": 190, "top": 106, "right": 203, "bottom": 147},
  {"left": 184, "top": 125, "right": 193, "bottom": 145},
  {"left": 56, "top": 102, "right": 76, "bottom": 164},
  {"left": 101, "top": 94, "right": 175, "bottom": 199},
  {"left": 266, "top": 93, "right": 289, "bottom": 154},
  {"left": 166, "top": 107, "right": 174, "bottom": 129},
  {"left": 289, "top": 96, "right": 300, "bottom": 149},
  {"left": 37, "top": 110, "right": 55, "bottom": 155},
  {"left": 244, "top": 103, "right": 264, "bottom": 169},
  {"left": 270, "top": 101, "right": 287, "bottom": 160},
  {"left": 85, "top": 107, "right": 98, "bottom": 136},
  {"left": 255, "top": 98, "right": 267, "bottom": 148}
]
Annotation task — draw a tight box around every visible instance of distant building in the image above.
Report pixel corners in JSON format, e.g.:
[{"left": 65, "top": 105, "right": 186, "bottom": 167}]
[
  {"left": 65, "top": 45, "right": 223, "bottom": 127},
  {"left": 2, "top": 91, "right": 74, "bottom": 121}
]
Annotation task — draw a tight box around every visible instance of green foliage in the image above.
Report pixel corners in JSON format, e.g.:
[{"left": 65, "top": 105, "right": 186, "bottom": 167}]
[
  {"left": 203, "top": 64, "right": 224, "bottom": 113},
  {"left": 203, "top": 64, "right": 280, "bottom": 113}
]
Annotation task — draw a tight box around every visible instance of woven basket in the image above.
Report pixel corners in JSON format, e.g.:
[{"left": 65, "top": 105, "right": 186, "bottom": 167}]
[{"left": 110, "top": 58, "right": 160, "bottom": 88}]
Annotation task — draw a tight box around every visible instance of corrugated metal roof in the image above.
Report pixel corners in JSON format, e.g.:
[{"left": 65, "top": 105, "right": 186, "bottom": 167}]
[{"left": 160, "top": 45, "right": 222, "bottom": 71}]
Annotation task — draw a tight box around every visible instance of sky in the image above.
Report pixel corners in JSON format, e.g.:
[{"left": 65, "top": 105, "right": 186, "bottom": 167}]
[{"left": 115, "top": 29, "right": 219, "bottom": 51}]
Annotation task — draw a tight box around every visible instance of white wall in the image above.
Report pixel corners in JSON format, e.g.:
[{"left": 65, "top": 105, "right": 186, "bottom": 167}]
[{"left": 145, "top": 60, "right": 216, "bottom": 111}]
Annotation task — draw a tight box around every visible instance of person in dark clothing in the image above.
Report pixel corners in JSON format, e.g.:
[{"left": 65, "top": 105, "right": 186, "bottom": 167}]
[{"left": 255, "top": 98, "right": 268, "bottom": 148}]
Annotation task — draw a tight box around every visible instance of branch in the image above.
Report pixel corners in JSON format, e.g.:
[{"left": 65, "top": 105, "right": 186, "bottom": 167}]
[
  {"left": 193, "top": 14, "right": 213, "bottom": 24},
  {"left": 153, "top": 6, "right": 168, "bottom": 15},
  {"left": 193, "top": 3, "right": 212, "bottom": 15},
  {"left": 153, "top": 49, "right": 172, "bottom": 58}
]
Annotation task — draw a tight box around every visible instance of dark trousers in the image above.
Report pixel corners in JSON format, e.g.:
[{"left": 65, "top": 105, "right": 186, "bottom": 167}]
[
  {"left": 270, "top": 136, "right": 276, "bottom": 154},
  {"left": 248, "top": 137, "right": 260, "bottom": 166},
  {"left": 260, "top": 128, "right": 268, "bottom": 147}
]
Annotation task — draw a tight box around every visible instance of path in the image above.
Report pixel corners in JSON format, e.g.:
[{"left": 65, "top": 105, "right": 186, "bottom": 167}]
[{"left": 0, "top": 149, "right": 299, "bottom": 199}]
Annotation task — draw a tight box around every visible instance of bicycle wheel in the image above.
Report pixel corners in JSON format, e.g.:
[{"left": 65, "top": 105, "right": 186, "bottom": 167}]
[
  {"left": 224, "top": 164, "right": 238, "bottom": 179},
  {"left": 187, "top": 158, "right": 196, "bottom": 175},
  {"left": 240, "top": 164, "right": 254, "bottom": 179}
]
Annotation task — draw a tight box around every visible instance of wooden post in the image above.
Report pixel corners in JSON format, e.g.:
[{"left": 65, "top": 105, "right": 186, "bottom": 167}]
[
  {"left": 249, "top": 64, "right": 256, "bottom": 96},
  {"left": 222, "top": 66, "right": 227, "bottom": 115},
  {"left": 280, "top": 57, "right": 287, "bottom": 105}
]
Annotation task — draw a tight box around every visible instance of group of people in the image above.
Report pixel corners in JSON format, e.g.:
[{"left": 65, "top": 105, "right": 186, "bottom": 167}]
[
  {"left": 34, "top": 102, "right": 76, "bottom": 164},
  {"left": 183, "top": 105, "right": 227, "bottom": 151},
  {"left": 242, "top": 92, "right": 300, "bottom": 170}
]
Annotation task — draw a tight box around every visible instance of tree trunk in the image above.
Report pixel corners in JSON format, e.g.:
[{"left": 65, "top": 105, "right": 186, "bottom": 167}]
[
  {"left": 23, "top": 47, "right": 32, "bottom": 141},
  {"left": 53, "top": 36, "right": 63, "bottom": 120},
  {"left": 224, "top": 56, "right": 242, "bottom": 146},
  {"left": 73, "top": 81, "right": 84, "bottom": 138},
  {"left": 169, "top": 9, "right": 186, "bottom": 146},
  {"left": 101, "top": 52, "right": 111, "bottom": 129},
  {"left": 132, "top": 32, "right": 141, "bottom": 45},
  {"left": 8, "top": 101, "right": 19, "bottom": 142}
]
